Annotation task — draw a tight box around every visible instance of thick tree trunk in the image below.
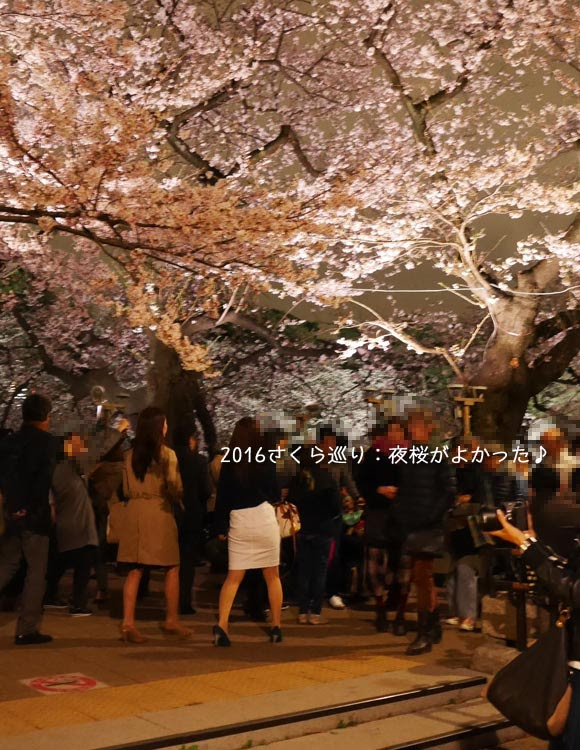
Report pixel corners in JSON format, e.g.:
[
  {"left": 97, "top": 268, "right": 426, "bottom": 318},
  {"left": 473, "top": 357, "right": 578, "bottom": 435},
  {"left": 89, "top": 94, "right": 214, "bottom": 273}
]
[
  {"left": 467, "top": 299, "right": 580, "bottom": 444},
  {"left": 470, "top": 381, "right": 531, "bottom": 446},
  {"left": 468, "top": 298, "right": 537, "bottom": 445},
  {"left": 148, "top": 337, "right": 218, "bottom": 453}
]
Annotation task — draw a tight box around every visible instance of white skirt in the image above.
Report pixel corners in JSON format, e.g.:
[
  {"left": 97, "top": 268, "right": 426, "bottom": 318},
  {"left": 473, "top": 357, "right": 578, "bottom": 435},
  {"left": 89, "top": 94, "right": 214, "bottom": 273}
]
[{"left": 228, "top": 501, "right": 280, "bottom": 570}]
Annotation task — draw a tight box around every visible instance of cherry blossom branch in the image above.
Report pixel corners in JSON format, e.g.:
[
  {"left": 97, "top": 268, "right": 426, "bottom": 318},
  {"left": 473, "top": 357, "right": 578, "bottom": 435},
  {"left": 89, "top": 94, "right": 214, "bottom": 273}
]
[{"left": 347, "top": 297, "right": 464, "bottom": 381}]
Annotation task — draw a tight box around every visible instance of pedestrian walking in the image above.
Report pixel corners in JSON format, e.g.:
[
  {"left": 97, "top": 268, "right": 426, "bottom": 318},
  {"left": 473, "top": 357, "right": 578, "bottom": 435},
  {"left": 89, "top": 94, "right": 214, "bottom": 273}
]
[
  {"left": 213, "top": 417, "right": 282, "bottom": 646},
  {"left": 117, "top": 407, "right": 191, "bottom": 643},
  {"left": 47, "top": 422, "right": 127, "bottom": 616},
  {"left": 393, "top": 410, "right": 456, "bottom": 655},
  {"left": 289, "top": 445, "right": 342, "bottom": 624},
  {"left": 0, "top": 394, "right": 57, "bottom": 644},
  {"left": 174, "top": 424, "right": 211, "bottom": 615}
]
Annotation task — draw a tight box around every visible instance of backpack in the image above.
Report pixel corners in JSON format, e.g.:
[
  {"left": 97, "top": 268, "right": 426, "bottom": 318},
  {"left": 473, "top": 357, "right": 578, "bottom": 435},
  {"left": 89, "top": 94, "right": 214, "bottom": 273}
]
[{"left": 0, "top": 430, "right": 28, "bottom": 521}]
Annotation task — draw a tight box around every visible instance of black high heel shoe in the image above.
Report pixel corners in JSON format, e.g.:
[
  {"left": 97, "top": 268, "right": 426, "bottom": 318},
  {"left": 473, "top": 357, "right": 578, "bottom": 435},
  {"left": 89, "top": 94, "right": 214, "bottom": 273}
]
[
  {"left": 212, "top": 625, "right": 231, "bottom": 647},
  {"left": 268, "top": 626, "right": 283, "bottom": 643}
]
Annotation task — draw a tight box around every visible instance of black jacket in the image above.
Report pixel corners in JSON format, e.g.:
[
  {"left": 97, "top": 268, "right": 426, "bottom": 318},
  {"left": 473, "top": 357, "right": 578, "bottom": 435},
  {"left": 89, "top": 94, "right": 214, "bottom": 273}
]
[
  {"left": 175, "top": 447, "right": 211, "bottom": 528},
  {"left": 357, "top": 449, "right": 400, "bottom": 511},
  {"left": 288, "top": 465, "right": 341, "bottom": 537},
  {"left": 214, "top": 460, "right": 279, "bottom": 536},
  {"left": 456, "top": 463, "right": 487, "bottom": 504},
  {"left": 523, "top": 540, "right": 580, "bottom": 660},
  {"left": 2, "top": 425, "right": 57, "bottom": 535},
  {"left": 357, "top": 448, "right": 400, "bottom": 547},
  {"left": 392, "top": 447, "right": 456, "bottom": 536}
]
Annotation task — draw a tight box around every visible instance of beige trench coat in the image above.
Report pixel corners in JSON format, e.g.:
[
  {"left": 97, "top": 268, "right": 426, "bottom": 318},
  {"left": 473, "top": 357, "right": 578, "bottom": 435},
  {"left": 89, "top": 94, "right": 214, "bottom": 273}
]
[{"left": 117, "top": 446, "right": 183, "bottom": 567}]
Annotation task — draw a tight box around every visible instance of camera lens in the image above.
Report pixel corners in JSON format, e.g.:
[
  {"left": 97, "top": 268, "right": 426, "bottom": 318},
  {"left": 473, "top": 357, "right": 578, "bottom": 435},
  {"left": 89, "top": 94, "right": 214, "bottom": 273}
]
[{"left": 479, "top": 509, "right": 502, "bottom": 532}]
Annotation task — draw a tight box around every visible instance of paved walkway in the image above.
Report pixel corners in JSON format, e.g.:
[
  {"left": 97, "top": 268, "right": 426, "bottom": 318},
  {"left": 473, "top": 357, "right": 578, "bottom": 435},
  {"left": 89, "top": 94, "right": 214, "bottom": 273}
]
[{"left": 0, "top": 566, "right": 492, "bottom": 747}]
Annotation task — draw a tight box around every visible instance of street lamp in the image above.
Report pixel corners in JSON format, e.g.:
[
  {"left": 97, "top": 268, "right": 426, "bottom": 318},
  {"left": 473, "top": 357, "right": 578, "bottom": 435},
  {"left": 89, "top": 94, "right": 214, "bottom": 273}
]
[
  {"left": 90, "top": 386, "right": 127, "bottom": 426},
  {"left": 364, "top": 388, "right": 396, "bottom": 426},
  {"left": 448, "top": 383, "right": 487, "bottom": 437},
  {"left": 293, "top": 403, "right": 322, "bottom": 436}
]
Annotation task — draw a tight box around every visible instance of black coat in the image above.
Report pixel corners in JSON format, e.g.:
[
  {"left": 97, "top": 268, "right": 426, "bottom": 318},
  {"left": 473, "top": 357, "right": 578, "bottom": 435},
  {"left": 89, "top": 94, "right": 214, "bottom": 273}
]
[
  {"left": 214, "top": 460, "right": 279, "bottom": 536},
  {"left": 392, "top": 447, "right": 456, "bottom": 537},
  {"left": 456, "top": 463, "right": 487, "bottom": 504},
  {"left": 523, "top": 540, "right": 580, "bottom": 660},
  {"left": 357, "top": 448, "right": 400, "bottom": 547},
  {"left": 1, "top": 425, "right": 57, "bottom": 535},
  {"left": 175, "top": 447, "right": 211, "bottom": 530},
  {"left": 288, "top": 465, "right": 341, "bottom": 538}
]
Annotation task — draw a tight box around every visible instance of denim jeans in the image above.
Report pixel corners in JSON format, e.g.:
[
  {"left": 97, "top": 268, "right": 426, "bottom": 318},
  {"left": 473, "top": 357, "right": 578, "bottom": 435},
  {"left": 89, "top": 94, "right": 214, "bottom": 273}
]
[
  {"left": 297, "top": 534, "right": 332, "bottom": 615},
  {"left": 446, "top": 556, "right": 479, "bottom": 621},
  {"left": 325, "top": 518, "right": 343, "bottom": 598}
]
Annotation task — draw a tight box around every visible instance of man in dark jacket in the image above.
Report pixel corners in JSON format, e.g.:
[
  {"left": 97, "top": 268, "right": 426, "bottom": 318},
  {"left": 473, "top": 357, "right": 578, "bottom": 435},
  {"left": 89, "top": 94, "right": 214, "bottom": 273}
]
[
  {"left": 394, "top": 410, "right": 456, "bottom": 655},
  {"left": 0, "top": 394, "right": 57, "bottom": 644},
  {"left": 174, "top": 426, "right": 210, "bottom": 615}
]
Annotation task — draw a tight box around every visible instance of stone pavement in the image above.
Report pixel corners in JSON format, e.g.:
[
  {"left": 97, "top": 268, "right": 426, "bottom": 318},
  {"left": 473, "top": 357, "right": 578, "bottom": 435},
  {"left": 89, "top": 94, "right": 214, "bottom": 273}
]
[{"left": 0, "top": 565, "right": 528, "bottom": 749}]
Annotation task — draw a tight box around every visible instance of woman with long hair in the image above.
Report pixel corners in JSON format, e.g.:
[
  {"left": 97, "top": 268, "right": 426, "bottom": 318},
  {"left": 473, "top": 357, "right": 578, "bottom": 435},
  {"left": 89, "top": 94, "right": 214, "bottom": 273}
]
[
  {"left": 117, "top": 406, "right": 191, "bottom": 643},
  {"left": 213, "top": 417, "right": 282, "bottom": 646}
]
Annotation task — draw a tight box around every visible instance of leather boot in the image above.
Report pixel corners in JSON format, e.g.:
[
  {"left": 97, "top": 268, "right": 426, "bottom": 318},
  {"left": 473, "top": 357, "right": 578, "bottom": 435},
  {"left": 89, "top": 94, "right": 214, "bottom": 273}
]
[
  {"left": 375, "top": 597, "right": 388, "bottom": 632},
  {"left": 392, "top": 615, "right": 407, "bottom": 636},
  {"left": 406, "top": 613, "right": 432, "bottom": 655},
  {"left": 429, "top": 607, "right": 442, "bottom": 644}
]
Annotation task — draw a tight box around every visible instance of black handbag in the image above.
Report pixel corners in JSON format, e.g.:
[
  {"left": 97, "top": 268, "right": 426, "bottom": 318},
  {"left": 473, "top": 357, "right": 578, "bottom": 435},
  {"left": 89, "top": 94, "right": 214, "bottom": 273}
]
[
  {"left": 403, "top": 526, "right": 445, "bottom": 558},
  {"left": 487, "top": 608, "right": 572, "bottom": 740}
]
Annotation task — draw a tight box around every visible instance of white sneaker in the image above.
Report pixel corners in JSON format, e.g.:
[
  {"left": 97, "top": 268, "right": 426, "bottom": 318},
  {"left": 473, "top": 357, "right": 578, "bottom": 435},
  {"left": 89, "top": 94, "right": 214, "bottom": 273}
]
[
  {"left": 297, "top": 614, "right": 308, "bottom": 624},
  {"left": 308, "top": 614, "right": 328, "bottom": 625},
  {"left": 444, "top": 617, "right": 460, "bottom": 626},
  {"left": 459, "top": 619, "right": 476, "bottom": 632},
  {"left": 329, "top": 595, "right": 346, "bottom": 610}
]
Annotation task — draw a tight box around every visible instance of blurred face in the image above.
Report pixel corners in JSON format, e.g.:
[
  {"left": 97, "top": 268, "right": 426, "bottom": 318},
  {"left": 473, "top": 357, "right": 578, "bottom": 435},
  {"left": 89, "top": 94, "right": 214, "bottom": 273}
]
[
  {"left": 162, "top": 419, "right": 168, "bottom": 438},
  {"left": 65, "top": 434, "right": 87, "bottom": 457},
  {"left": 541, "top": 429, "right": 565, "bottom": 458},
  {"left": 320, "top": 434, "right": 336, "bottom": 457},
  {"left": 484, "top": 454, "right": 502, "bottom": 472},
  {"left": 387, "top": 422, "right": 406, "bottom": 445},
  {"left": 408, "top": 418, "right": 432, "bottom": 444},
  {"left": 188, "top": 436, "right": 198, "bottom": 452}
]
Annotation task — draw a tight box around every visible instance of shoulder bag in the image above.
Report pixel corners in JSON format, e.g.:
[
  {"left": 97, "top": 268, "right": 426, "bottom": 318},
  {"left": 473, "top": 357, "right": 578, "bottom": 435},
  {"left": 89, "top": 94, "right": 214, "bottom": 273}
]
[
  {"left": 487, "top": 607, "right": 572, "bottom": 739},
  {"left": 276, "top": 501, "right": 301, "bottom": 539}
]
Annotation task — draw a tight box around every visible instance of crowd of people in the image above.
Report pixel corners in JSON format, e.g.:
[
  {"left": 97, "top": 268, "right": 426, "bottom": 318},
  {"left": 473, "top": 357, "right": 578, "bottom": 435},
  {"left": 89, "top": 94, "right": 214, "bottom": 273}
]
[{"left": 1, "top": 393, "right": 579, "bottom": 662}]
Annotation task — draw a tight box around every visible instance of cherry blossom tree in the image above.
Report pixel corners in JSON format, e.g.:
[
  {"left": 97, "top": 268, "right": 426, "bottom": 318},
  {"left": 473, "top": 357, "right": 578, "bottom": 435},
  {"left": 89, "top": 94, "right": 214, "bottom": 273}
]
[{"left": 1, "top": 1, "right": 578, "bottom": 443}]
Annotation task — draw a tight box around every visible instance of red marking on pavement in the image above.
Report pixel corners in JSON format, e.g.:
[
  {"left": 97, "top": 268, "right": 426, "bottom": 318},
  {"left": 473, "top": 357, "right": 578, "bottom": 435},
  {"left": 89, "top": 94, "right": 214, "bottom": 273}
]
[{"left": 21, "top": 673, "right": 107, "bottom": 694}]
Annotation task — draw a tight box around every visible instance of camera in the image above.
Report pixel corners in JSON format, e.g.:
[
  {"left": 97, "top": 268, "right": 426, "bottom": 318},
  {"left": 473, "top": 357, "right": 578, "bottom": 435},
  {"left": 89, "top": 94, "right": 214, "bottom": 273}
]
[
  {"left": 479, "top": 502, "right": 528, "bottom": 532},
  {"left": 467, "top": 501, "right": 528, "bottom": 547}
]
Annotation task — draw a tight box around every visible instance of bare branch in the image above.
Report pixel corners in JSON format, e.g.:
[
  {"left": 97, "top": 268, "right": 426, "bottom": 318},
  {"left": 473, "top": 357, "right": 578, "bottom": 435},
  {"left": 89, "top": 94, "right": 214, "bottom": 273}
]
[{"left": 348, "top": 297, "right": 465, "bottom": 381}]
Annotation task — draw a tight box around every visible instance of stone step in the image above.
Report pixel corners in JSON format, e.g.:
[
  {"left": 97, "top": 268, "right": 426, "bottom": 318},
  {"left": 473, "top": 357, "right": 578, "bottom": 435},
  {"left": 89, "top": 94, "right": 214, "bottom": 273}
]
[
  {"left": 235, "top": 698, "right": 524, "bottom": 750},
  {"left": 0, "top": 669, "right": 495, "bottom": 750},
  {"left": 155, "top": 672, "right": 493, "bottom": 750}
]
